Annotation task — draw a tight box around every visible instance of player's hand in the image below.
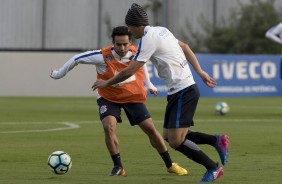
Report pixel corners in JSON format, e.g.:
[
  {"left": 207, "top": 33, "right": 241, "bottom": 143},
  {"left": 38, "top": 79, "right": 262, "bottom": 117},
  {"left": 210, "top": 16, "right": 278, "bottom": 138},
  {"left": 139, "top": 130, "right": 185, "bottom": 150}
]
[
  {"left": 149, "top": 88, "right": 158, "bottom": 96},
  {"left": 148, "top": 82, "right": 158, "bottom": 96},
  {"left": 199, "top": 70, "right": 216, "bottom": 88},
  {"left": 92, "top": 79, "right": 108, "bottom": 91},
  {"left": 50, "top": 69, "right": 60, "bottom": 79},
  {"left": 50, "top": 70, "right": 55, "bottom": 79}
]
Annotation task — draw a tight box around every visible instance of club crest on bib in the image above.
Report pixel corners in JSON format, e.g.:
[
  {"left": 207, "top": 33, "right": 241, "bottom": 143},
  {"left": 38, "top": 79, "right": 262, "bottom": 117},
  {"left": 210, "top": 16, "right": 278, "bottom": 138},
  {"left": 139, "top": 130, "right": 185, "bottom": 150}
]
[{"left": 105, "top": 55, "right": 112, "bottom": 62}]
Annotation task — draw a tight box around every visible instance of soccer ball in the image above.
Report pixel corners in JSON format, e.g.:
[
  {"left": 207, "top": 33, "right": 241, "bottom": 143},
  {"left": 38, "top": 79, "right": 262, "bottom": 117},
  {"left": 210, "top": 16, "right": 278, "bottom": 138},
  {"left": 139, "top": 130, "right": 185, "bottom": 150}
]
[
  {"left": 215, "top": 102, "right": 230, "bottom": 115},
  {"left": 47, "top": 151, "right": 72, "bottom": 174}
]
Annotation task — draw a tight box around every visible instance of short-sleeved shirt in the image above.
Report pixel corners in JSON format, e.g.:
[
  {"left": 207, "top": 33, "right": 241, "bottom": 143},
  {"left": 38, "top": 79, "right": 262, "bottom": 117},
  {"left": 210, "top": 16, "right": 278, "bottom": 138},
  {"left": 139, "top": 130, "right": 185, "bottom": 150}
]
[{"left": 133, "top": 26, "right": 195, "bottom": 95}]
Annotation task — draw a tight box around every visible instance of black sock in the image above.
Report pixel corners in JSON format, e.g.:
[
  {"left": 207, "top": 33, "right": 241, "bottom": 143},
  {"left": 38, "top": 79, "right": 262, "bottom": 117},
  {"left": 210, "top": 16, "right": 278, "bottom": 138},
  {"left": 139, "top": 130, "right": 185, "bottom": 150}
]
[
  {"left": 111, "top": 153, "right": 122, "bottom": 167},
  {"left": 160, "top": 151, "right": 173, "bottom": 168},
  {"left": 186, "top": 131, "right": 216, "bottom": 146},
  {"left": 176, "top": 139, "right": 217, "bottom": 170}
]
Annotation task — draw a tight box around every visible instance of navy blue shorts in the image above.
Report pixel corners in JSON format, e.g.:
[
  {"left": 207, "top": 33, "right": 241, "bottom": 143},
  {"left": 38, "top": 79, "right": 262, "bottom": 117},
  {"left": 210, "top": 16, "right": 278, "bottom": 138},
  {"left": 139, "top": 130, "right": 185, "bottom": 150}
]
[
  {"left": 97, "top": 97, "right": 151, "bottom": 126},
  {"left": 164, "top": 84, "right": 200, "bottom": 128}
]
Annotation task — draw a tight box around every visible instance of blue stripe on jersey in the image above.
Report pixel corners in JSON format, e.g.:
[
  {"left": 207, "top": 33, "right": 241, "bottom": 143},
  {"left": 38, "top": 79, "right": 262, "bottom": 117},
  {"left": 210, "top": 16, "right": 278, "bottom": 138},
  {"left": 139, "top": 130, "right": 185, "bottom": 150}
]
[
  {"left": 74, "top": 51, "right": 102, "bottom": 61},
  {"left": 133, "top": 38, "right": 142, "bottom": 60},
  {"left": 176, "top": 90, "right": 184, "bottom": 128}
]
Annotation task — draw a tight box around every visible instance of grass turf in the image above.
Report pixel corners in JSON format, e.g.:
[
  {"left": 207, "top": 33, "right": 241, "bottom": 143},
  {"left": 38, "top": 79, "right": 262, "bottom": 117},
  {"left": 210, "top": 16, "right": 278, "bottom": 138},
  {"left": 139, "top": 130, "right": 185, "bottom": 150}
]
[{"left": 0, "top": 97, "right": 281, "bottom": 184}]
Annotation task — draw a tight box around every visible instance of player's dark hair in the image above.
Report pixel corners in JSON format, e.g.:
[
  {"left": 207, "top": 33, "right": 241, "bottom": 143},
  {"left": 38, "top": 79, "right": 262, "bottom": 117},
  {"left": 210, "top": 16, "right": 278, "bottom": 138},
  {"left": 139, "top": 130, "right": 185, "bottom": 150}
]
[{"left": 111, "top": 26, "right": 132, "bottom": 41}]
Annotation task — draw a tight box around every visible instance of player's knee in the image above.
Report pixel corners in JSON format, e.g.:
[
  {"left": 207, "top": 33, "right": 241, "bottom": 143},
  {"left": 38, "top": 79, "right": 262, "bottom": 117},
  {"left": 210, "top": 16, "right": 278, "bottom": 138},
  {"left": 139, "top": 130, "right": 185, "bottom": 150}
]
[
  {"left": 140, "top": 122, "right": 157, "bottom": 135},
  {"left": 103, "top": 123, "right": 116, "bottom": 135},
  {"left": 168, "top": 139, "right": 182, "bottom": 149}
]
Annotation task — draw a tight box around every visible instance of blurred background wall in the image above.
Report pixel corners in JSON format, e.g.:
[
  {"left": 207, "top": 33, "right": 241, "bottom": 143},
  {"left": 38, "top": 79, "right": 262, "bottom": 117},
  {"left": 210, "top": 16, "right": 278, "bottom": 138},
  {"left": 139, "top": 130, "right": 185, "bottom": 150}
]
[
  {"left": 0, "top": 0, "right": 281, "bottom": 96},
  {"left": 1, "top": 0, "right": 282, "bottom": 50}
]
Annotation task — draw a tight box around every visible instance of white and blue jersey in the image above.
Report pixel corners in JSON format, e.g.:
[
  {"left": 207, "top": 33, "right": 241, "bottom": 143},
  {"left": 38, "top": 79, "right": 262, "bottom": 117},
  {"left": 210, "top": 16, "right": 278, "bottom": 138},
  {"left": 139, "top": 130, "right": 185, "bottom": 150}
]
[{"left": 133, "top": 26, "right": 195, "bottom": 95}]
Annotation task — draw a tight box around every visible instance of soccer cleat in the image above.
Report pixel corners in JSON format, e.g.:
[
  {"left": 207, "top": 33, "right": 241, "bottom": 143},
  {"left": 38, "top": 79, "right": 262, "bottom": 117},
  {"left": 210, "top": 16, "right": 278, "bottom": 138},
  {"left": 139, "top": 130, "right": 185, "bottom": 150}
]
[
  {"left": 108, "top": 166, "right": 126, "bottom": 176},
  {"left": 215, "top": 134, "right": 229, "bottom": 165},
  {"left": 167, "top": 163, "right": 188, "bottom": 176},
  {"left": 200, "top": 164, "right": 224, "bottom": 182}
]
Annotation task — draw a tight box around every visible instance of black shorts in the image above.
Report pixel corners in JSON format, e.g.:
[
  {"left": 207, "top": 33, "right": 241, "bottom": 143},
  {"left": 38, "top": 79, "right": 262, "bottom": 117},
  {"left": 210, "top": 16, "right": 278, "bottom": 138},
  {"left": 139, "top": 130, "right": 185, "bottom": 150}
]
[
  {"left": 164, "top": 84, "right": 200, "bottom": 128},
  {"left": 97, "top": 97, "right": 151, "bottom": 126}
]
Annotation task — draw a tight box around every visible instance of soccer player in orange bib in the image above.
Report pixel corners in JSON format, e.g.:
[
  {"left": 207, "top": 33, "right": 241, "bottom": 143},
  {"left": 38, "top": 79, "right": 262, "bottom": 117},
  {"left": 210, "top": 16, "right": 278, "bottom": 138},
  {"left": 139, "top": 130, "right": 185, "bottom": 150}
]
[{"left": 51, "top": 26, "right": 187, "bottom": 176}]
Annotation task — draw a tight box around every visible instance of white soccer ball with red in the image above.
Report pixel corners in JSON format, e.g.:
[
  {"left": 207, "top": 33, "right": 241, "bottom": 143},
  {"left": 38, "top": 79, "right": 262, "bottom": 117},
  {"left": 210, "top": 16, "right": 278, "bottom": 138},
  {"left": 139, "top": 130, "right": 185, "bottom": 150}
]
[{"left": 47, "top": 151, "right": 72, "bottom": 174}]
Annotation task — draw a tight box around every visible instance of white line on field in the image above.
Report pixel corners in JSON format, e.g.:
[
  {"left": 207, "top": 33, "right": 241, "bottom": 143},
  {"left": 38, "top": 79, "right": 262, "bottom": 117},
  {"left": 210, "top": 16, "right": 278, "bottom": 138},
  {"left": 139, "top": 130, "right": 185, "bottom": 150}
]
[
  {"left": 0, "top": 119, "right": 281, "bottom": 126},
  {"left": 0, "top": 118, "right": 281, "bottom": 134},
  {"left": 154, "top": 119, "right": 282, "bottom": 123},
  {"left": 0, "top": 121, "right": 94, "bottom": 125},
  {"left": 0, "top": 122, "right": 80, "bottom": 134},
  {"left": 201, "top": 104, "right": 282, "bottom": 110},
  {"left": 195, "top": 119, "right": 282, "bottom": 122}
]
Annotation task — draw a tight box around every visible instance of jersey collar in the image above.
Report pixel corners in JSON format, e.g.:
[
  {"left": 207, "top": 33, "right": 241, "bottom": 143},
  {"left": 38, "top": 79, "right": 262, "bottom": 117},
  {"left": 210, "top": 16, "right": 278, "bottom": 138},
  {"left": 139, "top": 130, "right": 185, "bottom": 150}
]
[
  {"left": 144, "top": 26, "right": 150, "bottom": 35},
  {"left": 112, "top": 48, "right": 133, "bottom": 62}
]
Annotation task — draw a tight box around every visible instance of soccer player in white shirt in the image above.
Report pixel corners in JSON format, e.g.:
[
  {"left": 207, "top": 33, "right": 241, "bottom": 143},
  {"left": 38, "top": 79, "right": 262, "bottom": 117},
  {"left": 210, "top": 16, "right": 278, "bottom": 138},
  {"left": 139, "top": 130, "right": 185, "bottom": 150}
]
[{"left": 92, "top": 3, "right": 229, "bottom": 182}]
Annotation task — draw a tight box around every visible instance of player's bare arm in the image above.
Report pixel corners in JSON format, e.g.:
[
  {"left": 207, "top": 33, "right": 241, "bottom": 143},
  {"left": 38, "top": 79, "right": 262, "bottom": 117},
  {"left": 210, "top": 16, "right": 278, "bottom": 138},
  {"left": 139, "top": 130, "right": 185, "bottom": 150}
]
[
  {"left": 178, "top": 40, "right": 216, "bottom": 88},
  {"left": 142, "top": 64, "right": 158, "bottom": 96},
  {"left": 92, "top": 60, "right": 145, "bottom": 90}
]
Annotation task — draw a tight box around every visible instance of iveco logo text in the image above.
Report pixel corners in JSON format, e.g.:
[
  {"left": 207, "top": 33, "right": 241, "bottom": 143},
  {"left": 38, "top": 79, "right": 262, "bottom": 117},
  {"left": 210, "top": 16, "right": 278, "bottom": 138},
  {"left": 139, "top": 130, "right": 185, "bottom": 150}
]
[{"left": 212, "top": 60, "right": 277, "bottom": 80}]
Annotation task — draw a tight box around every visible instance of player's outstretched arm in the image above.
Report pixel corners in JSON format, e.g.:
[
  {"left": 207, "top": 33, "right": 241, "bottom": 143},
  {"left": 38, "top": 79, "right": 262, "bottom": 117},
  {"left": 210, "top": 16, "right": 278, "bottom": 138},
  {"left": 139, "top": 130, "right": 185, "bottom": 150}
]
[
  {"left": 178, "top": 40, "right": 216, "bottom": 88},
  {"left": 50, "top": 56, "right": 80, "bottom": 79},
  {"left": 50, "top": 50, "right": 102, "bottom": 80}
]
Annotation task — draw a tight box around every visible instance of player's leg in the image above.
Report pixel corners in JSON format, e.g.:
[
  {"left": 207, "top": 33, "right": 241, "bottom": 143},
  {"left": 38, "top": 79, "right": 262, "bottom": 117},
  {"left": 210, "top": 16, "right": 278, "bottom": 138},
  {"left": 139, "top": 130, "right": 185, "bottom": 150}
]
[
  {"left": 138, "top": 119, "right": 187, "bottom": 175},
  {"left": 123, "top": 103, "right": 187, "bottom": 175},
  {"left": 167, "top": 128, "right": 217, "bottom": 169},
  {"left": 97, "top": 98, "right": 126, "bottom": 176},
  {"left": 186, "top": 130, "right": 217, "bottom": 145},
  {"left": 186, "top": 130, "right": 229, "bottom": 165},
  {"left": 166, "top": 128, "right": 224, "bottom": 182},
  {"left": 101, "top": 116, "right": 120, "bottom": 162},
  {"left": 138, "top": 118, "right": 166, "bottom": 153},
  {"left": 164, "top": 85, "right": 224, "bottom": 182}
]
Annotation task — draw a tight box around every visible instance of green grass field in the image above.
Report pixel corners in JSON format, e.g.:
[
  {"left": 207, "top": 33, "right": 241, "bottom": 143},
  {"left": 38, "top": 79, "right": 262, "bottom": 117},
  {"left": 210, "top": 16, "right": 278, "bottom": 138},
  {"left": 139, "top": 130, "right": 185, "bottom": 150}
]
[{"left": 0, "top": 97, "right": 281, "bottom": 184}]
